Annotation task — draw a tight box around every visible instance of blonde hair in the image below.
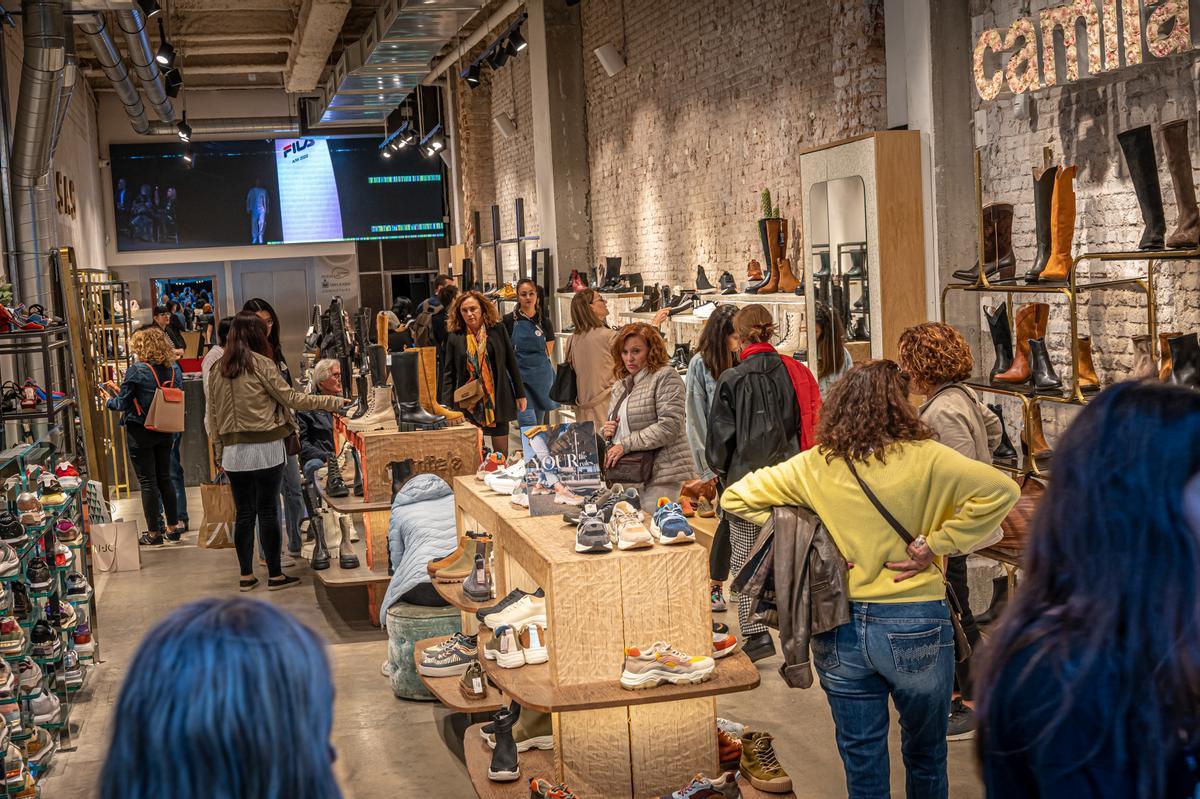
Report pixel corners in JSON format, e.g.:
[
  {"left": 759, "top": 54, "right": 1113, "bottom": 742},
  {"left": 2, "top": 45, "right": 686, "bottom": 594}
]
[{"left": 131, "top": 327, "right": 177, "bottom": 366}]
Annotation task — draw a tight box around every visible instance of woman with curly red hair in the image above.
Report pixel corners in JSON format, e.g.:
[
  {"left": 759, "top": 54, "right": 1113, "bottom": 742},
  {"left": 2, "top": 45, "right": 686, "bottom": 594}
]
[
  {"left": 601, "top": 323, "right": 693, "bottom": 512},
  {"left": 721, "top": 359, "right": 1018, "bottom": 797},
  {"left": 898, "top": 321, "right": 1004, "bottom": 740}
]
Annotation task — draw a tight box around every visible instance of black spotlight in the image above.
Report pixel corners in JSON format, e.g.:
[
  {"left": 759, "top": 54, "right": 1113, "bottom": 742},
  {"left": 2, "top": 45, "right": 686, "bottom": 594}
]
[
  {"left": 461, "top": 62, "right": 481, "bottom": 87},
  {"left": 508, "top": 29, "right": 527, "bottom": 53},
  {"left": 177, "top": 117, "right": 191, "bottom": 142},
  {"left": 487, "top": 43, "right": 509, "bottom": 69},
  {"left": 164, "top": 68, "right": 183, "bottom": 97},
  {"left": 380, "top": 146, "right": 392, "bottom": 160},
  {"left": 398, "top": 127, "right": 419, "bottom": 148},
  {"left": 181, "top": 146, "right": 193, "bottom": 165},
  {"left": 420, "top": 126, "right": 446, "bottom": 158},
  {"left": 137, "top": 0, "right": 161, "bottom": 18},
  {"left": 155, "top": 19, "right": 175, "bottom": 68}
]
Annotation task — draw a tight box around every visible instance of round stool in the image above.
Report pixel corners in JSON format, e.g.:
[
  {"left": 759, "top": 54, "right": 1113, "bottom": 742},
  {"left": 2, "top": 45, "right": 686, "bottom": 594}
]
[{"left": 385, "top": 601, "right": 461, "bottom": 700}]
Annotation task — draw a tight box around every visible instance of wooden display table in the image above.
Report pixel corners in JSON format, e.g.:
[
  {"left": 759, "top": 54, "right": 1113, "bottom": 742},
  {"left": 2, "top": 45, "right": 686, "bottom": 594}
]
[{"left": 433, "top": 477, "right": 761, "bottom": 798}]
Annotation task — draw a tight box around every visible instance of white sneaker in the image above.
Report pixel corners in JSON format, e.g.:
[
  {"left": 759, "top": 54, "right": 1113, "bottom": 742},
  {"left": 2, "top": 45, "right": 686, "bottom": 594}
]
[
  {"left": 25, "top": 688, "right": 60, "bottom": 725},
  {"left": 482, "top": 594, "right": 547, "bottom": 630},
  {"left": 0, "top": 545, "right": 16, "bottom": 579},
  {"left": 609, "top": 501, "right": 652, "bottom": 551},
  {"left": 510, "top": 486, "right": 529, "bottom": 508},
  {"left": 486, "top": 462, "right": 526, "bottom": 494}
]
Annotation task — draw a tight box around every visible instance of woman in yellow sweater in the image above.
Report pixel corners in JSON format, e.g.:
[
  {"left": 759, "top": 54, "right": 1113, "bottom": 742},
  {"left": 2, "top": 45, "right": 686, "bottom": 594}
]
[{"left": 722, "top": 360, "right": 1018, "bottom": 799}]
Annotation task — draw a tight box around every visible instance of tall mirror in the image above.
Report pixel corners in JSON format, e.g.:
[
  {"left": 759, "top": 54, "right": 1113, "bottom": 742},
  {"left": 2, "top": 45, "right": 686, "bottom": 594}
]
[{"left": 808, "top": 176, "right": 869, "bottom": 367}]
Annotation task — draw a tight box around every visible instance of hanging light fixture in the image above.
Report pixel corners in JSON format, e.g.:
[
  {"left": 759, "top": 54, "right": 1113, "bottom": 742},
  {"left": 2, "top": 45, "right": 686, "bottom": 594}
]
[
  {"left": 137, "top": 0, "right": 161, "bottom": 18},
  {"left": 461, "top": 62, "right": 482, "bottom": 87},
  {"left": 155, "top": 18, "right": 175, "bottom": 68},
  {"left": 181, "top": 146, "right": 193, "bottom": 165},
  {"left": 177, "top": 113, "right": 191, "bottom": 142}
]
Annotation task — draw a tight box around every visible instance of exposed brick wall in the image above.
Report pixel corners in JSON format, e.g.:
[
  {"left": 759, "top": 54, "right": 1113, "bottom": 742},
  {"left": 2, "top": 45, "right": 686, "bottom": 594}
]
[
  {"left": 488, "top": 51, "right": 539, "bottom": 244},
  {"left": 454, "top": 43, "right": 496, "bottom": 257},
  {"left": 969, "top": 0, "right": 1200, "bottom": 439},
  {"left": 579, "top": 0, "right": 886, "bottom": 289}
]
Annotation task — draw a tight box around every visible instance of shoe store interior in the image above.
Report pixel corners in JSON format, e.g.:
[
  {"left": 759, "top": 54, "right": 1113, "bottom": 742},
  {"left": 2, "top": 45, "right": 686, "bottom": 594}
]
[{"left": 0, "top": 0, "right": 1195, "bottom": 797}]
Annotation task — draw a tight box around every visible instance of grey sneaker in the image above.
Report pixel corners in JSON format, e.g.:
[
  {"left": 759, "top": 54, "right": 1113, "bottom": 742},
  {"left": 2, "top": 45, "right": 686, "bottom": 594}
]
[
  {"left": 417, "top": 634, "right": 478, "bottom": 677},
  {"left": 575, "top": 503, "right": 612, "bottom": 554},
  {"left": 483, "top": 624, "right": 525, "bottom": 669},
  {"left": 462, "top": 553, "right": 492, "bottom": 602},
  {"left": 947, "top": 697, "right": 977, "bottom": 741},
  {"left": 562, "top": 486, "right": 639, "bottom": 524}
]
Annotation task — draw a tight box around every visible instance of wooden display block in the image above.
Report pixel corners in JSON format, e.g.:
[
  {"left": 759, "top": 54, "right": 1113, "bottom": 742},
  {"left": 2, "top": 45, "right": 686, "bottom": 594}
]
[
  {"left": 334, "top": 421, "right": 480, "bottom": 503},
  {"left": 413, "top": 637, "right": 503, "bottom": 713},
  {"left": 464, "top": 722, "right": 555, "bottom": 798}
]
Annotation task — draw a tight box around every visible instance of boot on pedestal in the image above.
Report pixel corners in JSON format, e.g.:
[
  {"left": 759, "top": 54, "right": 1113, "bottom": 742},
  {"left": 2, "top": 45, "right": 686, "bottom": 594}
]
[
  {"left": 1160, "top": 332, "right": 1181, "bottom": 381},
  {"left": 391, "top": 351, "right": 447, "bottom": 431},
  {"left": 1024, "top": 167, "right": 1058, "bottom": 283},
  {"left": 988, "top": 403, "right": 1017, "bottom": 462},
  {"left": 695, "top": 266, "right": 716, "bottom": 294},
  {"left": 1035, "top": 165, "right": 1078, "bottom": 282},
  {"left": 336, "top": 513, "right": 360, "bottom": 569},
  {"left": 776, "top": 258, "right": 800, "bottom": 293},
  {"left": 1029, "top": 338, "right": 1063, "bottom": 393},
  {"left": 1118, "top": 125, "right": 1166, "bottom": 250},
  {"left": 1161, "top": 118, "right": 1200, "bottom": 249},
  {"left": 1022, "top": 407, "right": 1053, "bottom": 463},
  {"left": 984, "top": 303, "right": 1014, "bottom": 380},
  {"left": 994, "top": 303, "right": 1048, "bottom": 385},
  {"left": 416, "top": 347, "right": 463, "bottom": 425},
  {"left": 1076, "top": 336, "right": 1101, "bottom": 393},
  {"left": 351, "top": 447, "right": 363, "bottom": 497},
  {"left": 350, "top": 374, "right": 369, "bottom": 419},
  {"left": 955, "top": 203, "right": 1017, "bottom": 283},
  {"left": 309, "top": 508, "right": 331, "bottom": 571}
]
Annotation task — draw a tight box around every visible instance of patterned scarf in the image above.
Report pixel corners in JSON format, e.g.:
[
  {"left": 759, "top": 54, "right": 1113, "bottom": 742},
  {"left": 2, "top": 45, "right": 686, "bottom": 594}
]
[{"left": 466, "top": 327, "right": 496, "bottom": 427}]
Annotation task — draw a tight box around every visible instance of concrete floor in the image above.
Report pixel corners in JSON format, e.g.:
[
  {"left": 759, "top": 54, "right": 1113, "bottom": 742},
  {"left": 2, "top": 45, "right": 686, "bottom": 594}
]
[{"left": 41, "top": 488, "right": 985, "bottom": 798}]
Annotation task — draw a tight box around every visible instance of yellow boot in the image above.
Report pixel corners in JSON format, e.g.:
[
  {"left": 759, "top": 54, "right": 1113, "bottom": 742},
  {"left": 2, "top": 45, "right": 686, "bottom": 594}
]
[{"left": 416, "top": 346, "right": 463, "bottom": 425}]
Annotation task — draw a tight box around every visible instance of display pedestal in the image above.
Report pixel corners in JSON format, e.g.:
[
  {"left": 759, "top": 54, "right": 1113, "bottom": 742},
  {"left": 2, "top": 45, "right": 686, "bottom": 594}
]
[{"left": 422, "top": 477, "right": 776, "bottom": 798}]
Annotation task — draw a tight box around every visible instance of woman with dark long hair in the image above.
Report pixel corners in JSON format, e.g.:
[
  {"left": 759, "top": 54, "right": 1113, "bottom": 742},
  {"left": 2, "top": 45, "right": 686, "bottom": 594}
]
[
  {"left": 976, "top": 382, "right": 1200, "bottom": 798},
  {"left": 243, "top": 297, "right": 306, "bottom": 563},
  {"left": 207, "top": 312, "right": 344, "bottom": 590},
  {"left": 99, "top": 597, "right": 341, "bottom": 799},
  {"left": 504, "top": 278, "right": 557, "bottom": 428},
  {"left": 815, "top": 300, "right": 852, "bottom": 397},
  {"left": 722, "top": 360, "right": 1018, "bottom": 796}
]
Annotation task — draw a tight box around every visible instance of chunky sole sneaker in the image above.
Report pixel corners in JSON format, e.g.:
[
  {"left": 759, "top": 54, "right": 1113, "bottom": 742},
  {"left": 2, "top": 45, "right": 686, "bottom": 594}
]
[
  {"left": 621, "top": 662, "right": 715, "bottom": 689},
  {"left": 649, "top": 517, "right": 695, "bottom": 545},
  {"left": 621, "top": 643, "right": 715, "bottom": 690}
]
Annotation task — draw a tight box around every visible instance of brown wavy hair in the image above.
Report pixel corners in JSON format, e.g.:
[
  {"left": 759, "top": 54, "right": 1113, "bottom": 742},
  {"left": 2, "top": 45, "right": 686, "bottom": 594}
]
[
  {"left": 446, "top": 290, "right": 500, "bottom": 333},
  {"left": 611, "top": 323, "right": 669, "bottom": 379},
  {"left": 816, "top": 359, "right": 934, "bottom": 463},
  {"left": 733, "top": 304, "right": 776, "bottom": 344},
  {"left": 897, "top": 322, "right": 974, "bottom": 387},
  {"left": 130, "top": 327, "right": 176, "bottom": 366},
  {"left": 569, "top": 288, "right": 606, "bottom": 334}
]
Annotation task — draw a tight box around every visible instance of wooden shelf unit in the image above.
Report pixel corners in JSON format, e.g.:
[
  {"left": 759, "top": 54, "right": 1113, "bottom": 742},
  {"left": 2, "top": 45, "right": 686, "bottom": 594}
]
[
  {"left": 413, "top": 637, "right": 504, "bottom": 713},
  {"left": 433, "top": 578, "right": 493, "bottom": 614},
  {"left": 464, "top": 722, "right": 555, "bottom": 798}
]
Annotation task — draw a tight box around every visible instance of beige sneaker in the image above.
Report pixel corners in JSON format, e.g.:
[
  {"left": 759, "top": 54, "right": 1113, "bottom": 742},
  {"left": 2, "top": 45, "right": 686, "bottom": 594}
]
[
  {"left": 620, "top": 641, "right": 715, "bottom": 690},
  {"left": 518, "top": 622, "right": 549, "bottom": 665},
  {"left": 609, "top": 501, "right": 652, "bottom": 551}
]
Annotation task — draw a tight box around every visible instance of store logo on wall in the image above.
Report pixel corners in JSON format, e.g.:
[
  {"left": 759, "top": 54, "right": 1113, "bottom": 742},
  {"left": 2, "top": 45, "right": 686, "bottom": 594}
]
[
  {"left": 54, "top": 171, "right": 76, "bottom": 220},
  {"left": 974, "top": 0, "right": 1192, "bottom": 101}
]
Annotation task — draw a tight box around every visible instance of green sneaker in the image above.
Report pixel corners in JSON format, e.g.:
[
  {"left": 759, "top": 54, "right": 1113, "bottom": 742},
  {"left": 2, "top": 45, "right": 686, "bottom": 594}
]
[{"left": 740, "top": 731, "right": 791, "bottom": 793}]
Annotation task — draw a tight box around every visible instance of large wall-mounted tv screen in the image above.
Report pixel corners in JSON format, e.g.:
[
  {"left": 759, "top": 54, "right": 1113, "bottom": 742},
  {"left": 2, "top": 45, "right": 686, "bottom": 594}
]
[{"left": 109, "top": 136, "right": 446, "bottom": 252}]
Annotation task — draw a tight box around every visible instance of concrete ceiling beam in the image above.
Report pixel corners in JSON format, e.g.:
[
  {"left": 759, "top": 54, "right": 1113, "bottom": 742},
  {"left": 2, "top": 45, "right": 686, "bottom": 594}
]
[{"left": 284, "top": 0, "right": 351, "bottom": 93}]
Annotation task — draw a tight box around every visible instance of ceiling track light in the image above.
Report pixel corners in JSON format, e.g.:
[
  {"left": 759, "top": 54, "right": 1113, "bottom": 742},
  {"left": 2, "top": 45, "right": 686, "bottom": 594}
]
[
  {"left": 461, "top": 62, "right": 481, "bottom": 88},
  {"left": 181, "top": 145, "right": 193, "bottom": 165},
  {"left": 508, "top": 29, "right": 527, "bottom": 53},
  {"left": 487, "top": 43, "right": 509, "bottom": 69},
  {"left": 155, "top": 18, "right": 175, "bottom": 68},
  {"left": 419, "top": 124, "right": 446, "bottom": 158},
  {"left": 177, "top": 115, "right": 191, "bottom": 142},
  {"left": 164, "top": 67, "right": 183, "bottom": 97},
  {"left": 137, "top": 0, "right": 161, "bottom": 18}
]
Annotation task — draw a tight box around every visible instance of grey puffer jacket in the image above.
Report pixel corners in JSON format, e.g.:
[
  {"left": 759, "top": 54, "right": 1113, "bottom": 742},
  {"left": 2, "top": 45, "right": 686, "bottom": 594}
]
[{"left": 608, "top": 366, "right": 694, "bottom": 486}]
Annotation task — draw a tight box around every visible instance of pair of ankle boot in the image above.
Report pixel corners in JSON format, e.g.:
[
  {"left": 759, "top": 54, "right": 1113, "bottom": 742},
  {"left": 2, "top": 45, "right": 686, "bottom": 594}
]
[
  {"left": 309, "top": 507, "right": 359, "bottom": 570},
  {"left": 428, "top": 530, "right": 492, "bottom": 587},
  {"left": 987, "top": 302, "right": 1100, "bottom": 394}
]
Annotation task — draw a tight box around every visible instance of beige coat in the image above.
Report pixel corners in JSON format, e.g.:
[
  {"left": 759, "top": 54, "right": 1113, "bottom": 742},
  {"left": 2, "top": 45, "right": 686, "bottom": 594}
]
[
  {"left": 918, "top": 383, "right": 1001, "bottom": 462},
  {"left": 567, "top": 326, "right": 616, "bottom": 433}
]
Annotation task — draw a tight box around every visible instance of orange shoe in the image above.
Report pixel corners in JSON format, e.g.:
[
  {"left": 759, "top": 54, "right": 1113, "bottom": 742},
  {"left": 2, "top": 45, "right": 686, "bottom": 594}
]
[
  {"left": 718, "top": 725, "right": 743, "bottom": 771},
  {"left": 678, "top": 496, "right": 696, "bottom": 517}
]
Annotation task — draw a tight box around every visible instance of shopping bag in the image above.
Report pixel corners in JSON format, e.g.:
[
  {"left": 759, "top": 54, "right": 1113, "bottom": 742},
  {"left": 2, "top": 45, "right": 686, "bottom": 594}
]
[
  {"left": 91, "top": 520, "right": 141, "bottom": 572},
  {"left": 143, "top": 366, "right": 185, "bottom": 433},
  {"left": 199, "top": 474, "right": 237, "bottom": 549}
]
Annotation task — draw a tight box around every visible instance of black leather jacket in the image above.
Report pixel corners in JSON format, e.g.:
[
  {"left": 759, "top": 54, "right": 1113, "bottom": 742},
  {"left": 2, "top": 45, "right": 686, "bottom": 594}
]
[{"left": 705, "top": 352, "right": 801, "bottom": 485}]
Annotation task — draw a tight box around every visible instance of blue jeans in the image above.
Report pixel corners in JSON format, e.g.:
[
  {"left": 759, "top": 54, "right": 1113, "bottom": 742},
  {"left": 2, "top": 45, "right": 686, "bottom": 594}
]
[
  {"left": 302, "top": 457, "right": 325, "bottom": 486},
  {"left": 811, "top": 600, "right": 954, "bottom": 799},
  {"left": 170, "top": 433, "right": 188, "bottom": 523}
]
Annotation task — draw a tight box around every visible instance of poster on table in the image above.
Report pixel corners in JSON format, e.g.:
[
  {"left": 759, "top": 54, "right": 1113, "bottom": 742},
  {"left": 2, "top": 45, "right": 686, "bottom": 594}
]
[{"left": 519, "top": 421, "right": 601, "bottom": 516}]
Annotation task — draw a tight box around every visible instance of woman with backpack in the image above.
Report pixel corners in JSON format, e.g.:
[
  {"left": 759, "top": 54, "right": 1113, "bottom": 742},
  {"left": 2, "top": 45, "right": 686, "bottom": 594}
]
[
  {"left": 705, "top": 304, "right": 821, "bottom": 662},
  {"left": 104, "top": 327, "right": 186, "bottom": 547}
]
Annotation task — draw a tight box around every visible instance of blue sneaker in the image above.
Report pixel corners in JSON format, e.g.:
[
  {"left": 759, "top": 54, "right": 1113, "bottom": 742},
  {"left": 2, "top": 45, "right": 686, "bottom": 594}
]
[{"left": 650, "top": 499, "right": 695, "bottom": 545}]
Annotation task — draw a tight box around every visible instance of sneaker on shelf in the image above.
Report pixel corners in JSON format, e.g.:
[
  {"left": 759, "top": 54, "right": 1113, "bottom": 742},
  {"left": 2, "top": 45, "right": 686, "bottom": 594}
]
[
  {"left": 574, "top": 503, "right": 612, "bottom": 554},
  {"left": 73, "top": 621, "right": 94, "bottom": 656},
  {"left": 0, "top": 695, "right": 17, "bottom": 734},
  {"left": 53, "top": 461, "right": 81, "bottom": 489},
  {"left": 14, "top": 493, "right": 43, "bottom": 526},
  {"left": 52, "top": 601, "right": 77, "bottom": 631},
  {"left": 16, "top": 659, "right": 41, "bottom": 692},
  {"left": 475, "top": 451, "right": 506, "bottom": 481},
  {"left": 740, "top": 731, "right": 792, "bottom": 793},
  {"left": 4, "top": 742, "right": 24, "bottom": 787},
  {"left": 712, "top": 622, "right": 738, "bottom": 659},
  {"left": 29, "top": 622, "right": 59, "bottom": 659},
  {"left": 0, "top": 585, "right": 9, "bottom": 618},
  {"left": 609, "top": 501, "right": 652, "bottom": 551},
  {"left": 65, "top": 572, "right": 93, "bottom": 604},
  {"left": 475, "top": 587, "right": 544, "bottom": 625},
  {"left": 26, "top": 725, "right": 55, "bottom": 769},
  {"left": 677, "top": 496, "right": 696, "bottom": 518},
  {"left": 459, "top": 660, "right": 488, "bottom": 701},
  {"left": 659, "top": 772, "right": 740, "bottom": 799},
  {"left": 417, "top": 634, "right": 478, "bottom": 677},
  {"left": 0, "top": 618, "right": 25, "bottom": 656},
  {"left": 530, "top": 778, "right": 578, "bottom": 799},
  {"left": 54, "top": 542, "right": 73, "bottom": 569},
  {"left": 423, "top": 631, "right": 474, "bottom": 656},
  {"left": 483, "top": 624, "right": 525, "bottom": 669},
  {"left": 10, "top": 585, "right": 29, "bottom": 624},
  {"left": 0, "top": 514, "right": 24, "bottom": 546},
  {"left": 717, "top": 726, "right": 743, "bottom": 771},
  {"left": 24, "top": 686, "right": 60, "bottom": 725},
  {"left": 62, "top": 650, "right": 82, "bottom": 690},
  {"left": 620, "top": 641, "right": 715, "bottom": 690},
  {"left": 510, "top": 484, "right": 529, "bottom": 508},
  {"left": 711, "top": 584, "right": 727, "bottom": 613},
  {"left": 26, "top": 559, "right": 51, "bottom": 591},
  {"left": 697, "top": 496, "right": 717, "bottom": 518},
  {"left": 518, "top": 622, "right": 549, "bottom": 665},
  {"left": 38, "top": 477, "right": 66, "bottom": 508},
  {"left": 462, "top": 553, "right": 493, "bottom": 602},
  {"left": 486, "top": 706, "right": 521, "bottom": 782},
  {"left": 485, "top": 461, "right": 526, "bottom": 495},
  {"left": 54, "top": 519, "right": 80, "bottom": 543},
  {"left": 483, "top": 707, "right": 555, "bottom": 752},
  {"left": 0, "top": 660, "right": 14, "bottom": 697},
  {"left": 947, "top": 697, "right": 977, "bottom": 741},
  {"left": 0, "top": 544, "right": 16, "bottom": 580},
  {"left": 12, "top": 772, "right": 34, "bottom": 799},
  {"left": 481, "top": 591, "right": 547, "bottom": 630},
  {"left": 650, "top": 499, "right": 696, "bottom": 545},
  {"left": 561, "top": 485, "right": 638, "bottom": 524}
]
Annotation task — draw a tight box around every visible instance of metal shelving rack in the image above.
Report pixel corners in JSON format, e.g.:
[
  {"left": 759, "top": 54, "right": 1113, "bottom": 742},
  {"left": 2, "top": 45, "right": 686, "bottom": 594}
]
[{"left": 76, "top": 274, "right": 133, "bottom": 499}]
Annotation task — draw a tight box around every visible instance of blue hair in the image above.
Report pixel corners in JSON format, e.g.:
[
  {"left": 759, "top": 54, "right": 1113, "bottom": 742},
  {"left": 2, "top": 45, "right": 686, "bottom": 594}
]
[{"left": 99, "top": 597, "right": 341, "bottom": 799}]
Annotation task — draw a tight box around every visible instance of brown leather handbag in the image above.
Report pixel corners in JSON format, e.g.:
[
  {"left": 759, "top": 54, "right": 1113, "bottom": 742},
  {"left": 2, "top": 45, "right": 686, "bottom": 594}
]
[{"left": 999, "top": 474, "right": 1046, "bottom": 550}]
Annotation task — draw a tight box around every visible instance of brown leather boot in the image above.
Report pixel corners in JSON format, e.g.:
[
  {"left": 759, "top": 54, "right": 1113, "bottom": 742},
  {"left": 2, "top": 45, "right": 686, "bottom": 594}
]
[
  {"left": 376, "top": 311, "right": 390, "bottom": 350},
  {"left": 776, "top": 257, "right": 800, "bottom": 293},
  {"left": 435, "top": 535, "right": 491, "bottom": 583},
  {"left": 994, "top": 303, "right": 1047, "bottom": 384},
  {"left": 1160, "top": 332, "right": 1181, "bottom": 381},
  {"left": 1022, "top": 408, "right": 1053, "bottom": 461},
  {"left": 1131, "top": 335, "right": 1157, "bottom": 380},
  {"left": 427, "top": 536, "right": 467, "bottom": 577},
  {"left": 416, "top": 346, "right": 464, "bottom": 425},
  {"left": 1038, "top": 165, "right": 1077, "bottom": 282},
  {"left": 1162, "top": 119, "right": 1200, "bottom": 249},
  {"left": 1076, "top": 336, "right": 1101, "bottom": 393}
]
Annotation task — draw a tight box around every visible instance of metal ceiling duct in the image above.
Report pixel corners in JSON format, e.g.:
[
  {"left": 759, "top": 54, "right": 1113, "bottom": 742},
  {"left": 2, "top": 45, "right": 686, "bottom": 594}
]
[
  {"left": 49, "top": 22, "right": 76, "bottom": 155},
  {"left": 115, "top": 6, "right": 174, "bottom": 123},
  {"left": 308, "top": 0, "right": 485, "bottom": 126},
  {"left": 77, "top": 13, "right": 149, "bottom": 135},
  {"left": 146, "top": 116, "right": 301, "bottom": 137},
  {"left": 11, "top": 0, "right": 67, "bottom": 308}
]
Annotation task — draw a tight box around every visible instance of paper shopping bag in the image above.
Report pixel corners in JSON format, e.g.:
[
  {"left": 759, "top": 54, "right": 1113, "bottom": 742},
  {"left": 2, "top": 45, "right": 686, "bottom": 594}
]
[
  {"left": 91, "top": 520, "right": 141, "bottom": 572},
  {"left": 199, "top": 475, "right": 237, "bottom": 550}
]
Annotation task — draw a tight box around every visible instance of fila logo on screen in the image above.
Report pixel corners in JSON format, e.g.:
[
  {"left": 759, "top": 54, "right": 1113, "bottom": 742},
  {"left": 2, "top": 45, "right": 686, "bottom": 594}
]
[
  {"left": 974, "top": 0, "right": 1193, "bottom": 101},
  {"left": 282, "top": 139, "right": 316, "bottom": 162}
]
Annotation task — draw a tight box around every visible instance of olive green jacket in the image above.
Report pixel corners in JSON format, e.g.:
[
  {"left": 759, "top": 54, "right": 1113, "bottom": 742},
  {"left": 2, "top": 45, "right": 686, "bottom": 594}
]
[{"left": 206, "top": 352, "right": 343, "bottom": 462}]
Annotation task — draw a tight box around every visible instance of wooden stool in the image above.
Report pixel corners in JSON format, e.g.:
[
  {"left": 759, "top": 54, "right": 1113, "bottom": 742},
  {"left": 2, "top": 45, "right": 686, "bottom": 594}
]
[{"left": 385, "top": 601, "right": 461, "bottom": 701}]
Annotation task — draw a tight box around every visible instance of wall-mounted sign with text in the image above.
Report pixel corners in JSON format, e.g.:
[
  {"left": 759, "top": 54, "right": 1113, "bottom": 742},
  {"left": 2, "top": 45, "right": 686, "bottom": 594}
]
[{"left": 974, "top": 0, "right": 1193, "bottom": 101}]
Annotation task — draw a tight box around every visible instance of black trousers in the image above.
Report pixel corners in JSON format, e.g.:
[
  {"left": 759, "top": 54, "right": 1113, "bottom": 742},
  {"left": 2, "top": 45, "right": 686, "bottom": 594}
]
[
  {"left": 126, "top": 423, "right": 178, "bottom": 535},
  {"left": 227, "top": 464, "right": 285, "bottom": 578},
  {"left": 946, "top": 554, "right": 981, "bottom": 699},
  {"left": 710, "top": 515, "right": 732, "bottom": 582}
]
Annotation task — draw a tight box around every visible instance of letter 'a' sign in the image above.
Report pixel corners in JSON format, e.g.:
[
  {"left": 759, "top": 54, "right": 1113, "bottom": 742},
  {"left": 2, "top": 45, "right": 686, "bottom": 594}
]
[{"left": 974, "top": 0, "right": 1193, "bottom": 101}]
